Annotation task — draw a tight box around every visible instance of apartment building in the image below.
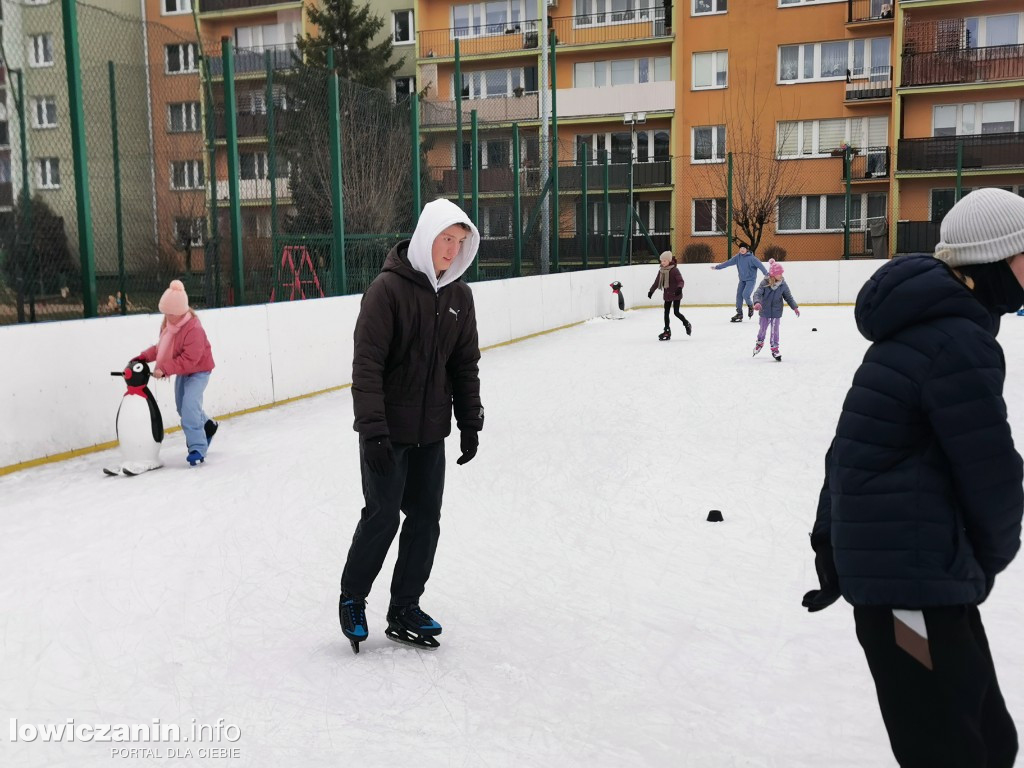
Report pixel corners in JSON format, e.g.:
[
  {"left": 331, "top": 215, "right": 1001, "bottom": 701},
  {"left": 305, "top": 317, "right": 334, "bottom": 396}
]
[
  {"left": 1, "top": 0, "right": 20, "bottom": 219},
  {"left": 415, "top": 0, "right": 674, "bottom": 267},
  {"left": 893, "top": 0, "right": 1024, "bottom": 254}
]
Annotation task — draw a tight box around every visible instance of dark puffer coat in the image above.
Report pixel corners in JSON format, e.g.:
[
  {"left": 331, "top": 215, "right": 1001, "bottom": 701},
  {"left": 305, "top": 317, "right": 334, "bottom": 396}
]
[
  {"left": 352, "top": 242, "right": 484, "bottom": 445},
  {"left": 814, "top": 254, "right": 1022, "bottom": 607},
  {"left": 649, "top": 265, "right": 684, "bottom": 302}
]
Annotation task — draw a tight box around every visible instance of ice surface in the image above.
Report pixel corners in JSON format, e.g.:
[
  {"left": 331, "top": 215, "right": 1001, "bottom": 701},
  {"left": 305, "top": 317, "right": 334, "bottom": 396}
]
[{"left": 2, "top": 306, "right": 1023, "bottom": 767}]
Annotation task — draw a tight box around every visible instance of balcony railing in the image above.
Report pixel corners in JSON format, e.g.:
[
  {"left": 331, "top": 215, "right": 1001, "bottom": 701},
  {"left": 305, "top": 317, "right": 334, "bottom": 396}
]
[
  {"left": 848, "top": 0, "right": 894, "bottom": 23},
  {"left": 430, "top": 160, "right": 671, "bottom": 196},
  {"left": 844, "top": 146, "right": 891, "bottom": 179},
  {"left": 845, "top": 66, "right": 893, "bottom": 100},
  {"left": 213, "top": 111, "right": 292, "bottom": 140},
  {"left": 897, "top": 132, "right": 1024, "bottom": 172},
  {"left": 207, "top": 45, "right": 300, "bottom": 78},
  {"left": 418, "top": 8, "right": 669, "bottom": 59},
  {"left": 0, "top": 181, "right": 13, "bottom": 208},
  {"left": 211, "top": 177, "right": 291, "bottom": 202},
  {"left": 421, "top": 93, "right": 540, "bottom": 127},
  {"left": 897, "top": 220, "right": 940, "bottom": 255},
  {"left": 901, "top": 43, "right": 1024, "bottom": 87},
  {"left": 199, "top": 0, "right": 300, "bottom": 12}
]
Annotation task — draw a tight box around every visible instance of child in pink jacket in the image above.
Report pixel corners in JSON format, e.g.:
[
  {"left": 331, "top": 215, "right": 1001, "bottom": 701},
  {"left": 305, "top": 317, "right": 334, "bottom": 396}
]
[{"left": 137, "top": 280, "right": 217, "bottom": 466}]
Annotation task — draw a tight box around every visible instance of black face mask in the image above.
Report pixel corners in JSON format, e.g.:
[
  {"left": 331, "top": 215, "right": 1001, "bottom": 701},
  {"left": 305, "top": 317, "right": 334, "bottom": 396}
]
[{"left": 958, "top": 259, "right": 1024, "bottom": 315}]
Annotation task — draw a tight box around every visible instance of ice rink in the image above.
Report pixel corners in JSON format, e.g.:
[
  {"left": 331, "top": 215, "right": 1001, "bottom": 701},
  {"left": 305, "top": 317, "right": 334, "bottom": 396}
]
[{"left": 3, "top": 305, "right": 1024, "bottom": 767}]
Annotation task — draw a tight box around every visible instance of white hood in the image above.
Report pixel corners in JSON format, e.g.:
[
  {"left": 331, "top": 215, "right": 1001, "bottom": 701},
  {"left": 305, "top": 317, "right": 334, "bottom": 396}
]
[{"left": 406, "top": 199, "right": 481, "bottom": 292}]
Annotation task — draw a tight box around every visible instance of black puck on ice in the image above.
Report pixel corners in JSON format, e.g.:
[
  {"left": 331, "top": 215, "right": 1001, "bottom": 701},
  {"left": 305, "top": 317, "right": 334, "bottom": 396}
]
[
  {"left": 707, "top": 510, "right": 724, "bottom": 522},
  {"left": 812, "top": 327, "right": 818, "bottom": 332}
]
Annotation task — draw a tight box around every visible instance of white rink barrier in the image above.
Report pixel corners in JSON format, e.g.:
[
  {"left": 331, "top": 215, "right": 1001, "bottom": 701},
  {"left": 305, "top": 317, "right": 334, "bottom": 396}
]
[{"left": 0, "top": 259, "right": 885, "bottom": 468}]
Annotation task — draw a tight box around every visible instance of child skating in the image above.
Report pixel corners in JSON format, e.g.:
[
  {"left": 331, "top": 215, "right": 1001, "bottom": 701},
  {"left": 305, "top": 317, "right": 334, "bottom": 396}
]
[
  {"left": 710, "top": 245, "right": 768, "bottom": 322},
  {"left": 648, "top": 251, "right": 691, "bottom": 340},
  {"left": 751, "top": 259, "right": 799, "bottom": 361},
  {"left": 135, "top": 280, "right": 217, "bottom": 465}
]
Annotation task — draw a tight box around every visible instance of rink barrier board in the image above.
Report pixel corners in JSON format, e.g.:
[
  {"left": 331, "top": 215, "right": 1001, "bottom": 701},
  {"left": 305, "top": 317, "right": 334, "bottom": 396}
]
[{"left": 0, "top": 260, "right": 886, "bottom": 473}]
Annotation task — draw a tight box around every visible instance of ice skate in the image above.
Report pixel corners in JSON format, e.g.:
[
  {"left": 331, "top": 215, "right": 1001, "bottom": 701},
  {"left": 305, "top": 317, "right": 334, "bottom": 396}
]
[
  {"left": 753, "top": 341, "right": 764, "bottom": 357},
  {"left": 683, "top": 320, "right": 692, "bottom": 336},
  {"left": 186, "top": 450, "right": 205, "bottom": 466},
  {"left": 385, "top": 604, "right": 442, "bottom": 650},
  {"left": 772, "top": 349, "right": 782, "bottom": 362},
  {"left": 747, "top": 305, "right": 754, "bottom": 318},
  {"left": 339, "top": 594, "right": 369, "bottom": 654},
  {"left": 658, "top": 328, "right": 671, "bottom": 341},
  {"left": 204, "top": 419, "right": 219, "bottom": 447},
  {"left": 730, "top": 311, "right": 743, "bottom": 323}
]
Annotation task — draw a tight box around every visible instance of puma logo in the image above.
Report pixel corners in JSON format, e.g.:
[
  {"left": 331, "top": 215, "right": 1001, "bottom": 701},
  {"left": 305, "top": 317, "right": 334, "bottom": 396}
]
[{"left": 448, "top": 307, "right": 461, "bottom": 320}]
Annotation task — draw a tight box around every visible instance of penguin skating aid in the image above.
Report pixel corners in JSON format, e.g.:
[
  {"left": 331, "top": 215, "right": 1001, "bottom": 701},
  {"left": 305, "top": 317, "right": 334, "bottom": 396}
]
[{"left": 103, "top": 359, "right": 164, "bottom": 476}]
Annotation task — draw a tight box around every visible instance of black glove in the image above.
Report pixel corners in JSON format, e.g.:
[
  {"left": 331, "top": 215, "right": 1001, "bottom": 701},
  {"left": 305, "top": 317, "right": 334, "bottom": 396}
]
[
  {"left": 362, "top": 437, "right": 394, "bottom": 476},
  {"left": 647, "top": 290, "right": 654, "bottom": 299},
  {"left": 802, "top": 532, "right": 841, "bottom": 612},
  {"left": 456, "top": 430, "right": 478, "bottom": 466}
]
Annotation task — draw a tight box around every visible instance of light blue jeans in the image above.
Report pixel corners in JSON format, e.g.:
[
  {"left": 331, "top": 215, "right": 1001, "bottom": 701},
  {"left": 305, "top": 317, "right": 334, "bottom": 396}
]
[
  {"left": 174, "top": 371, "right": 211, "bottom": 456},
  {"left": 736, "top": 279, "right": 757, "bottom": 312}
]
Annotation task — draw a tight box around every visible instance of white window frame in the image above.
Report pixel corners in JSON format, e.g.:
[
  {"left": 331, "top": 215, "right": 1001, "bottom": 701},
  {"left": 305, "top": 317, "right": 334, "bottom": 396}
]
[
  {"left": 776, "top": 193, "right": 886, "bottom": 233},
  {"left": 965, "top": 13, "right": 1023, "bottom": 49},
  {"left": 452, "top": 0, "right": 526, "bottom": 39},
  {"left": 37, "top": 157, "right": 60, "bottom": 189},
  {"left": 167, "top": 102, "right": 200, "bottom": 133},
  {"left": 931, "top": 100, "right": 1021, "bottom": 136},
  {"left": 393, "top": 76, "right": 416, "bottom": 102},
  {"left": 29, "top": 34, "right": 54, "bottom": 68},
  {"left": 162, "top": 0, "right": 192, "bottom": 15},
  {"left": 479, "top": 205, "right": 513, "bottom": 238},
  {"left": 692, "top": 51, "right": 728, "bottom": 90},
  {"left": 776, "top": 116, "right": 889, "bottom": 158},
  {"left": 456, "top": 67, "right": 531, "bottom": 99},
  {"left": 165, "top": 43, "right": 199, "bottom": 75},
  {"left": 393, "top": 10, "right": 415, "bottom": 44},
  {"left": 692, "top": 0, "right": 726, "bottom": 16},
  {"left": 778, "top": 0, "right": 845, "bottom": 7},
  {"left": 635, "top": 199, "right": 671, "bottom": 234},
  {"left": 574, "top": 56, "right": 669, "bottom": 88},
  {"left": 31, "top": 97, "right": 58, "bottom": 129},
  {"left": 778, "top": 37, "right": 890, "bottom": 84},
  {"left": 573, "top": 0, "right": 657, "bottom": 28},
  {"left": 575, "top": 130, "right": 670, "bottom": 164},
  {"left": 692, "top": 197, "right": 727, "bottom": 235},
  {"left": 692, "top": 125, "right": 726, "bottom": 164},
  {"left": 174, "top": 217, "right": 205, "bottom": 248},
  {"left": 240, "top": 151, "right": 273, "bottom": 180},
  {"left": 170, "top": 160, "right": 204, "bottom": 190}
]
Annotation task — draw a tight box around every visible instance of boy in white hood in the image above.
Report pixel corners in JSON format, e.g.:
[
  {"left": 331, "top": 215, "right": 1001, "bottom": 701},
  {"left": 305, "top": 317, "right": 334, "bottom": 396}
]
[{"left": 340, "top": 199, "right": 485, "bottom": 652}]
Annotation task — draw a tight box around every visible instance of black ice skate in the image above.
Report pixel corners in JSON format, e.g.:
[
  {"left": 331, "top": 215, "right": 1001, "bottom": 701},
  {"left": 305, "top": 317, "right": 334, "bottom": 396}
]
[
  {"left": 683, "top": 320, "right": 692, "bottom": 336},
  {"left": 747, "top": 305, "right": 754, "bottom": 318},
  {"left": 772, "top": 349, "right": 782, "bottom": 362},
  {"left": 730, "top": 311, "right": 743, "bottom": 323},
  {"left": 385, "top": 604, "right": 442, "bottom": 650},
  {"left": 658, "top": 327, "right": 671, "bottom": 341},
  {"left": 339, "top": 594, "right": 369, "bottom": 654}
]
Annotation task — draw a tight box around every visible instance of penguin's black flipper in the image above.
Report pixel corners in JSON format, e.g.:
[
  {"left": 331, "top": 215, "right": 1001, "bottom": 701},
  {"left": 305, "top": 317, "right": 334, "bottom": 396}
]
[{"left": 143, "top": 386, "right": 164, "bottom": 443}]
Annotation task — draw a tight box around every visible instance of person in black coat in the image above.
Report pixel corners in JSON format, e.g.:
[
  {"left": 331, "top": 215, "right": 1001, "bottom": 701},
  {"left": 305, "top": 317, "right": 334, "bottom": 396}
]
[
  {"left": 804, "top": 188, "right": 1024, "bottom": 767},
  {"left": 339, "top": 198, "right": 485, "bottom": 652}
]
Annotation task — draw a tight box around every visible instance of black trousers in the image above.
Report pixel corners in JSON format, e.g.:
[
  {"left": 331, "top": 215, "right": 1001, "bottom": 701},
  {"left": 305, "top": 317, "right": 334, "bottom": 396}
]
[
  {"left": 340, "top": 440, "right": 446, "bottom": 606},
  {"left": 854, "top": 605, "right": 1017, "bottom": 768},
  {"left": 663, "top": 300, "right": 688, "bottom": 329}
]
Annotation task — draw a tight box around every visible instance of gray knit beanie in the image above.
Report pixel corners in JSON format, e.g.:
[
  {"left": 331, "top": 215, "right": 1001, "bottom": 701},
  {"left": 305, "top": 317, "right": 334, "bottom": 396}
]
[{"left": 935, "top": 188, "right": 1024, "bottom": 267}]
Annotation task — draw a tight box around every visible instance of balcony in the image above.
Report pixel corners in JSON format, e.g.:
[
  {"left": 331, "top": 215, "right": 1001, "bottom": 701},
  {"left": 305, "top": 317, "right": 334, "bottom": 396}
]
[
  {"left": 430, "top": 160, "right": 672, "bottom": 196},
  {"left": 897, "top": 132, "right": 1024, "bottom": 172},
  {"left": 418, "top": 8, "right": 669, "bottom": 60},
  {"left": 848, "top": 0, "right": 894, "bottom": 23},
  {"left": 844, "top": 147, "right": 891, "bottom": 180},
  {"left": 213, "top": 110, "right": 291, "bottom": 140},
  {"left": 198, "top": 0, "right": 301, "bottom": 12},
  {"left": 845, "top": 66, "right": 892, "bottom": 101},
  {"left": 901, "top": 44, "right": 1024, "bottom": 87},
  {"left": 558, "top": 80, "right": 674, "bottom": 119},
  {"left": 421, "top": 93, "right": 540, "bottom": 127},
  {"left": 0, "top": 181, "right": 13, "bottom": 208},
  {"left": 207, "top": 44, "right": 300, "bottom": 78},
  {"left": 896, "top": 221, "right": 940, "bottom": 255},
  {"left": 211, "top": 177, "right": 291, "bottom": 202}
]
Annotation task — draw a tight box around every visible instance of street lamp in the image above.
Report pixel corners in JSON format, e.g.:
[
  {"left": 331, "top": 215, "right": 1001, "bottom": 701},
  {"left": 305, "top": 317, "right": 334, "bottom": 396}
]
[{"left": 623, "top": 111, "right": 646, "bottom": 265}]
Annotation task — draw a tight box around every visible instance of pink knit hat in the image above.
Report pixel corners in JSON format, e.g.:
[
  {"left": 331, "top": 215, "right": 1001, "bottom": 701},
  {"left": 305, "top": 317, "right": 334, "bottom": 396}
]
[
  {"left": 158, "top": 279, "right": 190, "bottom": 315},
  {"left": 768, "top": 259, "right": 784, "bottom": 278}
]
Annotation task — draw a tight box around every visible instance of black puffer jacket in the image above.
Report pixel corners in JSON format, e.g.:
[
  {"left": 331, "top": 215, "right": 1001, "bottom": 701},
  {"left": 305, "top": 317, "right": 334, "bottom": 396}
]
[
  {"left": 352, "top": 242, "right": 484, "bottom": 445},
  {"left": 814, "top": 254, "right": 1022, "bottom": 607}
]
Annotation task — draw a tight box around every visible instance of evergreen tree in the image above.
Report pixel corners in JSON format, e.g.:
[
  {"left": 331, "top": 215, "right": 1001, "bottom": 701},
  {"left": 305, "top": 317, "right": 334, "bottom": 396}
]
[{"left": 297, "top": 0, "right": 405, "bottom": 88}]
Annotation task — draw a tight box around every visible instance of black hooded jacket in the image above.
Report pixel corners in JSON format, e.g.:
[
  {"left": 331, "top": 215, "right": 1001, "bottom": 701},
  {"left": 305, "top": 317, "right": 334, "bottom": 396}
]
[
  {"left": 814, "top": 254, "right": 1022, "bottom": 607},
  {"left": 351, "top": 242, "right": 484, "bottom": 445}
]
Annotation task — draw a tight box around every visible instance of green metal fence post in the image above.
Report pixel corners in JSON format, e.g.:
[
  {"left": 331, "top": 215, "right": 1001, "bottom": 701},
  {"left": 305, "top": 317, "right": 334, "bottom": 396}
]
[
  {"left": 602, "top": 149, "right": 610, "bottom": 267},
  {"left": 13, "top": 69, "right": 30, "bottom": 323},
  {"left": 955, "top": 140, "right": 964, "bottom": 202},
  {"left": 581, "top": 142, "right": 588, "bottom": 270},
  {"left": 204, "top": 105, "right": 221, "bottom": 308},
  {"left": 108, "top": 61, "right": 126, "bottom": 315},
  {"left": 455, "top": 38, "right": 464, "bottom": 210},
  {"left": 327, "top": 48, "right": 347, "bottom": 296},
  {"left": 411, "top": 92, "right": 422, "bottom": 217},
  {"left": 470, "top": 109, "right": 480, "bottom": 281},
  {"left": 61, "top": 0, "right": 97, "bottom": 317},
  {"left": 843, "top": 146, "right": 852, "bottom": 260},
  {"left": 222, "top": 37, "right": 245, "bottom": 304},
  {"left": 726, "top": 152, "right": 733, "bottom": 256},
  {"left": 549, "top": 29, "right": 559, "bottom": 272},
  {"left": 266, "top": 50, "right": 279, "bottom": 300},
  {"left": 512, "top": 122, "right": 523, "bottom": 277}
]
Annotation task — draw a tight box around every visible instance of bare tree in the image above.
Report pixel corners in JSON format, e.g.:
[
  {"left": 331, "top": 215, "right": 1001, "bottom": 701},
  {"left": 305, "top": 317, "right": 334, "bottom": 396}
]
[{"left": 693, "top": 64, "right": 799, "bottom": 254}]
